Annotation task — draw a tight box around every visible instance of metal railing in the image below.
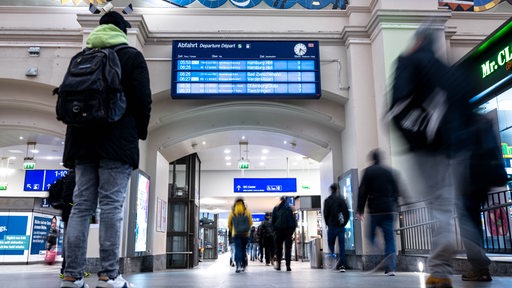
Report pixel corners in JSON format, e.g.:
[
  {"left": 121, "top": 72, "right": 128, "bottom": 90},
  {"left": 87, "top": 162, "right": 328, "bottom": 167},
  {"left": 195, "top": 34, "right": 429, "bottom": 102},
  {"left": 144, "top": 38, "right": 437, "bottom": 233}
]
[{"left": 396, "top": 189, "right": 512, "bottom": 255}]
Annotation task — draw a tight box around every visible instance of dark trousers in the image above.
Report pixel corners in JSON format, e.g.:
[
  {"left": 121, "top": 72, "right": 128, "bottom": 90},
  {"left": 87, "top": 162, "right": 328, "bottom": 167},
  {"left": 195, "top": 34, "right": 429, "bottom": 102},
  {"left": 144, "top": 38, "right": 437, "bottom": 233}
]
[
  {"left": 274, "top": 230, "right": 293, "bottom": 266},
  {"left": 457, "top": 191, "right": 491, "bottom": 271},
  {"left": 262, "top": 236, "right": 274, "bottom": 264}
]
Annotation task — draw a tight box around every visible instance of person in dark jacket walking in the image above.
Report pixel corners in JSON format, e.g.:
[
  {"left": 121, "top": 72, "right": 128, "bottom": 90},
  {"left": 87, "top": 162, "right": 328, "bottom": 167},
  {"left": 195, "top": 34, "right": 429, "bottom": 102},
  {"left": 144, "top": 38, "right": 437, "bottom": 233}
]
[
  {"left": 60, "top": 11, "right": 151, "bottom": 288},
  {"left": 271, "top": 196, "right": 297, "bottom": 271},
  {"left": 259, "top": 212, "right": 275, "bottom": 266},
  {"left": 391, "top": 24, "right": 495, "bottom": 288},
  {"left": 323, "top": 183, "right": 350, "bottom": 272},
  {"left": 357, "top": 149, "right": 400, "bottom": 276}
]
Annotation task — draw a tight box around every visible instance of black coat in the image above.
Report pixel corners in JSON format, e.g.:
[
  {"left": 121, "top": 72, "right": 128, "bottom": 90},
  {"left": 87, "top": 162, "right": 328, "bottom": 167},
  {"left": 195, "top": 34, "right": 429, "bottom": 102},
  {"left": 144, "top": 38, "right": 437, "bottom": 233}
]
[
  {"left": 323, "top": 194, "right": 350, "bottom": 228},
  {"left": 63, "top": 45, "right": 152, "bottom": 169},
  {"left": 357, "top": 164, "right": 400, "bottom": 214},
  {"left": 391, "top": 43, "right": 474, "bottom": 154}
]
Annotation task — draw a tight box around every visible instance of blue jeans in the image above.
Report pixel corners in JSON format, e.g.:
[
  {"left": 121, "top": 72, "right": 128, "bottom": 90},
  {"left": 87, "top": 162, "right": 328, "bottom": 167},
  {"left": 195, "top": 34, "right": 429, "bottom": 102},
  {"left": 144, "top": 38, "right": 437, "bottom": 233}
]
[
  {"left": 368, "top": 213, "right": 396, "bottom": 272},
  {"left": 233, "top": 236, "right": 248, "bottom": 268},
  {"left": 327, "top": 226, "right": 346, "bottom": 268},
  {"left": 64, "top": 160, "right": 132, "bottom": 279}
]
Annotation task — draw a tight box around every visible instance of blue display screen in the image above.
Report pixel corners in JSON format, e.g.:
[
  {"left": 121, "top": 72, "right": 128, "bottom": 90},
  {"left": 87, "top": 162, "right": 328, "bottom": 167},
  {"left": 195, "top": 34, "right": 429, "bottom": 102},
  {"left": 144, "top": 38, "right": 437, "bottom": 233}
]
[{"left": 171, "top": 40, "right": 321, "bottom": 99}]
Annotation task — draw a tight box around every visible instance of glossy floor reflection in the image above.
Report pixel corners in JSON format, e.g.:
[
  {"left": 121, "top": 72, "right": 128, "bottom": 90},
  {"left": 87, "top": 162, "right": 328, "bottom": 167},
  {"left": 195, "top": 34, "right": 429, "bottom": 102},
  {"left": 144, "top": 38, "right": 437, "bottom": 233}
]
[{"left": 1, "top": 252, "right": 511, "bottom": 288}]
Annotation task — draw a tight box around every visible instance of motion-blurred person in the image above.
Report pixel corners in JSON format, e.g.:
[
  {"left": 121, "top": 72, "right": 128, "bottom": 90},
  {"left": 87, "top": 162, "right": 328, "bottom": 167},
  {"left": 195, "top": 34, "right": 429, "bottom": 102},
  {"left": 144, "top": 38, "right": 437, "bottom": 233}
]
[
  {"left": 249, "top": 226, "right": 259, "bottom": 261},
  {"left": 259, "top": 212, "right": 275, "bottom": 266},
  {"left": 357, "top": 149, "right": 400, "bottom": 276},
  {"left": 271, "top": 196, "right": 297, "bottom": 271},
  {"left": 323, "top": 183, "right": 350, "bottom": 272},
  {"left": 391, "top": 24, "right": 493, "bottom": 288},
  {"left": 228, "top": 198, "right": 253, "bottom": 273}
]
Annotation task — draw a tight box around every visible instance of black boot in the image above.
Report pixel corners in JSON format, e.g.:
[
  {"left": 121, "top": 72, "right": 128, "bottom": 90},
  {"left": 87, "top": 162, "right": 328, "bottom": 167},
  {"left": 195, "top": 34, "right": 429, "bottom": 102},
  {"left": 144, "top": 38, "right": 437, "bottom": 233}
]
[
  {"left": 286, "top": 262, "right": 291, "bottom": 271},
  {"left": 274, "top": 261, "right": 281, "bottom": 271}
]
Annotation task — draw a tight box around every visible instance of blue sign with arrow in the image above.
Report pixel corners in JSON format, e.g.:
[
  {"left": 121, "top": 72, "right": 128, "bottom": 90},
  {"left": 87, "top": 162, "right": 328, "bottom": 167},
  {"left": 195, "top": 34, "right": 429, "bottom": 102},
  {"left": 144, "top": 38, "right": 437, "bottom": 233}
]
[{"left": 234, "top": 178, "right": 297, "bottom": 193}]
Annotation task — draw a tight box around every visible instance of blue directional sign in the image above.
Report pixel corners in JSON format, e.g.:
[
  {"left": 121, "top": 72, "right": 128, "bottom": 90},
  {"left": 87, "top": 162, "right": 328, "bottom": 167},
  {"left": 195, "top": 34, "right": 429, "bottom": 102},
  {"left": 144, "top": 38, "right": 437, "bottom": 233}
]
[
  {"left": 234, "top": 178, "right": 297, "bottom": 193},
  {"left": 24, "top": 169, "right": 68, "bottom": 191},
  {"left": 252, "top": 213, "right": 266, "bottom": 223}
]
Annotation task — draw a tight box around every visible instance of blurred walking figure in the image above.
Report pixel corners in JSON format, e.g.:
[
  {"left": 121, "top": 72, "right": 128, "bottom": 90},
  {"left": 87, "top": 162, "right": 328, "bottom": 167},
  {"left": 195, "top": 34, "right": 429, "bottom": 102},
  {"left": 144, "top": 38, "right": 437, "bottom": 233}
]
[
  {"left": 228, "top": 198, "right": 253, "bottom": 273},
  {"left": 249, "top": 226, "right": 259, "bottom": 261},
  {"left": 323, "top": 183, "right": 350, "bottom": 272},
  {"left": 259, "top": 212, "right": 275, "bottom": 266},
  {"left": 357, "top": 149, "right": 400, "bottom": 276},
  {"left": 390, "top": 23, "right": 504, "bottom": 288},
  {"left": 271, "top": 196, "right": 297, "bottom": 271}
]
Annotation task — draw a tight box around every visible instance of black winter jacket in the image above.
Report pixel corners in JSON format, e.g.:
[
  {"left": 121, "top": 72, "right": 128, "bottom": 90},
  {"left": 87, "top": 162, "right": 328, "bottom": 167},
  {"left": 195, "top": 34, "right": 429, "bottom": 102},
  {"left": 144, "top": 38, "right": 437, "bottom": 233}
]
[
  {"left": 323, "top": 194, "right": 350, "bottom": 228},
  {"left": 63, "top": 33, "right": 151, "bottom": 169},
  {"left": 357, "top": 164, "right": 400, "bottom": 214}
]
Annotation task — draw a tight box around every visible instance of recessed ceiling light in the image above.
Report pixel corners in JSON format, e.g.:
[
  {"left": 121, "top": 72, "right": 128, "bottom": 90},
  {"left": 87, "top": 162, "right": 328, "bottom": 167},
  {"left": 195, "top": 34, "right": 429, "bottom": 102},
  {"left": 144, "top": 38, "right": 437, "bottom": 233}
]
[
  {"left": 30, "top": 149, "right": 39, "bottom": 154},
  {"left": 262, "top": 149, "right": 269, "bottom": 154},
  {"left": 19, "top": 136, "right": 23, "bottom": 140},
  {"left": 292, "top": 162, "right": 298, "bottom": 166},
  {"left": 8, "top": 149, "right": 24, "bottom": 154},
  {"left": 261, "top": 156, "right": 267, "bottom": 160},
  {"left": 225, "top": 156, "right": 231, "bottom": 160},
  {"left": 259, "top": 162, "right": 264, "bottom": 166},
  {"left": 202, "top": 141, "right": 206, "bottom": 145},
  {"left": 226, "top": 162, "right": 232, "bottom": 166},
  {"left": 241, "top": 136, "right": 246, "bottom": 140},
  {"left": 224, "top": 149, "right": 231, "bottom": 154},
  {"left": 283, "top": 140, "right": 288, "bottom": 144}
]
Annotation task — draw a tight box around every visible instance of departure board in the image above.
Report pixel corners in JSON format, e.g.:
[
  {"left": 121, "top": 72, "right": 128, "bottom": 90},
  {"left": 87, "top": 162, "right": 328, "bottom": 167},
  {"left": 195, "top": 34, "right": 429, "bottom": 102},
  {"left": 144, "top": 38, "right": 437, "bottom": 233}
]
[{"left": 171, "top": 40, "right": 321, "bottom": 99}]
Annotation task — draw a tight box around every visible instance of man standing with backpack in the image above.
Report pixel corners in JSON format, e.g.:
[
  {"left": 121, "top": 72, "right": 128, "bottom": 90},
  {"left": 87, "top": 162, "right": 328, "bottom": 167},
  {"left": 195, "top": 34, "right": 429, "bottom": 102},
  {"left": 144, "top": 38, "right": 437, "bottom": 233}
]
[
  {"left": 323, "top": 183, "right": 350, "bottom": 272},
  {"left": 60, "top": 11, "right": 151, "bottom": 288},
  {"left": 271, "top": 196, "right": 297, "bottom": 271}
]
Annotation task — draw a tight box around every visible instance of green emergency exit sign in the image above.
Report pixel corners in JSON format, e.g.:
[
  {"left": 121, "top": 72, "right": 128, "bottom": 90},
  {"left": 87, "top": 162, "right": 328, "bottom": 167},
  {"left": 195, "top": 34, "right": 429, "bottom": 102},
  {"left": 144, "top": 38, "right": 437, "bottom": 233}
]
[
  {"left": 0, "top": 184, "right": 7, "bottom": 190},
  {"left": 238, "top": 161, "right": 249, "bottom": 170},
  {"left": 24, "top": 162, "right": 35, "bottom": 170}
]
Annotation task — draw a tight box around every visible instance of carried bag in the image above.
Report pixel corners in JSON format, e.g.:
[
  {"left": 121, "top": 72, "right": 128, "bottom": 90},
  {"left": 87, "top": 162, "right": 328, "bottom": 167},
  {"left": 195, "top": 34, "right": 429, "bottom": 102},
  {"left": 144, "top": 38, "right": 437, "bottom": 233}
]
[
  {"left": 44, "top": 249, "right": 56, "bottom": 265},
  {"left": 387, "top": 88, "right": 448, "bottom": 150},
  {"left": 337, "top": 212, "right": 345, "bottom": 227},
  {"left": 54, "top": 45, "right": 129, "bottom": 127}
]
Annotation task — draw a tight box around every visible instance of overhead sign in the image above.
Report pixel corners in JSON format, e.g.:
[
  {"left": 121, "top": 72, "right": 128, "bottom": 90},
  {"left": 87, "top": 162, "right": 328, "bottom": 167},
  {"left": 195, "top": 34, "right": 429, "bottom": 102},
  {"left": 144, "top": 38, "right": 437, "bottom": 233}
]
[
  {"left": 234, "top": 178, "right": 297, "bottom": 193},
  {"left": 171, "top": 40, "right": 321, "bottom": 99},
  {"left": 24, "top": 169, "right": 68, "bottom": 191},
  {"left": 457, "top": 17, "right": 512, "bottom": 104},
  {"left": 252, "top": 213, "right": 266, "bottom": 223}
]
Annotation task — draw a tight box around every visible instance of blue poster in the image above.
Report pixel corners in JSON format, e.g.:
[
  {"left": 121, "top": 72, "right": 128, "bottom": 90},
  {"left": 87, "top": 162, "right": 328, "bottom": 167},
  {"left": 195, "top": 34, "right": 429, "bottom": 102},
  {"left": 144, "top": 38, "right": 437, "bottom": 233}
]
[
  {"left": 30, "top": 215, "right": 53, "bottom": 255},
  {"left": 0, "top": 215, "right": 29, "bottom": 256}
]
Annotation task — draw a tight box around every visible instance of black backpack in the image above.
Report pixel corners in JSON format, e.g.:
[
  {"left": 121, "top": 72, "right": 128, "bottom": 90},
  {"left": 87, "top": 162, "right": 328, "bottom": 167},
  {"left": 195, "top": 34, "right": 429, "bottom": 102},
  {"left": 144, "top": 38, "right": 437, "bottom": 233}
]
[
  {"left": 48, "top": 177, "right": 65, "bottom": 210},
  {"left": 54, "top": 45, "right": 128, "bottom": 127},
  {"left": 232, "top": 214, "right": 250, "bottom": 236}
]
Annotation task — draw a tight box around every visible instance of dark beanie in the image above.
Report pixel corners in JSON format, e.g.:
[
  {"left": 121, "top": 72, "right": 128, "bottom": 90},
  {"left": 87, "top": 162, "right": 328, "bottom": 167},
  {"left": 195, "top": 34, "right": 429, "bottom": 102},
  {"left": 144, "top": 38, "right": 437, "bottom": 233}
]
[{"left": 99, "top": 11, "right": 131, "bottom": 34}]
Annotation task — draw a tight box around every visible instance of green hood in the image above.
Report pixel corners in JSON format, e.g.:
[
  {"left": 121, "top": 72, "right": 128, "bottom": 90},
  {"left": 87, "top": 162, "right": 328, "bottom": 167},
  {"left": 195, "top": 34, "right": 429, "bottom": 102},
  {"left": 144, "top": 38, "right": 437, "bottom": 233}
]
[{"left": 86, "top": 24, "right": 129, "bottom": 48}]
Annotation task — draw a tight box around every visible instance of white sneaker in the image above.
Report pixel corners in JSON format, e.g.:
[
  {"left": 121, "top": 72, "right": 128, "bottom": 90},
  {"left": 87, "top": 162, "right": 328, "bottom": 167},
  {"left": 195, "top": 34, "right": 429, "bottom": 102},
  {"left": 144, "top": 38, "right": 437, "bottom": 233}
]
[
  {"left": 96, "top": 275, "right": 130, "bottom": 288},
  {"left": 385, "top": 271, "right": 396, "bottom": 276},
  {"left": 61, "top": 277, "right": 89, "bottom": 288}
]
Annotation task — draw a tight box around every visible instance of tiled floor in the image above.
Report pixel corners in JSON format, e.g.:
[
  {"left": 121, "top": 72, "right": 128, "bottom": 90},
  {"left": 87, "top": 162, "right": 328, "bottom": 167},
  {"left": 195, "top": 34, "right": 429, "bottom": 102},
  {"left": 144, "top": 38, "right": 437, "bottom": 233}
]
[{"left": 1, "top": 252, "right": 511, "bottom": 288}]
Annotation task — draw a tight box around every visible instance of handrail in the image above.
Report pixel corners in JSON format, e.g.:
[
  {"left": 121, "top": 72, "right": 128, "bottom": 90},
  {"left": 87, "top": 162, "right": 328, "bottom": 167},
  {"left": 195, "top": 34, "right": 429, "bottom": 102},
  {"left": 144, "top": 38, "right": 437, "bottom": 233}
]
[{"left": 394, "top": 220, "right": 437, "bottom": 232}]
